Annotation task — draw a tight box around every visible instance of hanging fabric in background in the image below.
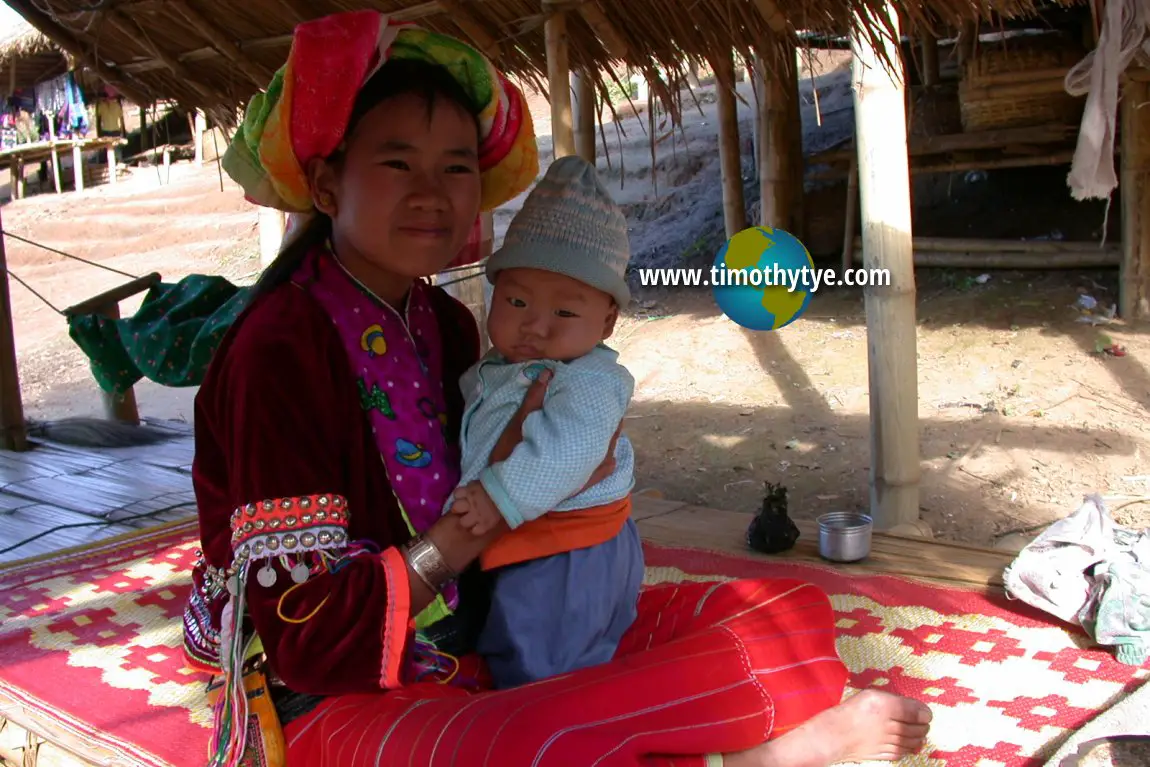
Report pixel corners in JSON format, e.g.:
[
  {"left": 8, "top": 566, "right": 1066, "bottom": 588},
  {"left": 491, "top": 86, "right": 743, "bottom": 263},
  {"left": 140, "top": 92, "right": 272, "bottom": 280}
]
[
  {"left": 33, "top": 72, "right": 89, "bottom": 139},
  {"left": 1063, "top": 0, "right": 1150, "bottom": 201},
  {"left": 34, "top": 74, "right": 68, "bottom": 117},
  {"left": 65, "top": 74, "right": 89, "bottom": 136}
]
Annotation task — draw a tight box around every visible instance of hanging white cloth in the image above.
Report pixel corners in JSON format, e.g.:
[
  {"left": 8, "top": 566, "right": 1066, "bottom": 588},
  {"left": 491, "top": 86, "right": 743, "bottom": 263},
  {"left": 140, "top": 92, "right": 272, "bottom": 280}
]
[{"left": 1063, "top": 0, "right": 1150, "bottom": 201}]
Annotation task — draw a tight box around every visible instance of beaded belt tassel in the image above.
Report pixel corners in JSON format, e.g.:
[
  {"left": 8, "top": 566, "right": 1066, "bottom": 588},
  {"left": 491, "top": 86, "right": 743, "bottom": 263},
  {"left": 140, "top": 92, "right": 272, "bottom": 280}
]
[{"left": 208, "top": 494, "right": 351, "bottom": 767}]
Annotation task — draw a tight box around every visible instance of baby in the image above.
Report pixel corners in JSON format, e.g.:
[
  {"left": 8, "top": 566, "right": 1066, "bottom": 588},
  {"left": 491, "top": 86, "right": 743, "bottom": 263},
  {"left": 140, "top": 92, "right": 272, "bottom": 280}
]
[{"left": 446, "top": 155, "right": 644, "bottom": 689}]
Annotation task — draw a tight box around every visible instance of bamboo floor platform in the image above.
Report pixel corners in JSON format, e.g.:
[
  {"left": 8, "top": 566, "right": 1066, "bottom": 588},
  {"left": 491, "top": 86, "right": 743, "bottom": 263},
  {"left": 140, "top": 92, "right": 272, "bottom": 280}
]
[
  {"left": 631, "top": 494, "right": 1014, "bottom": 590},
  {"left": 0, "top": 419, "right": 197, "bottom": 566}
]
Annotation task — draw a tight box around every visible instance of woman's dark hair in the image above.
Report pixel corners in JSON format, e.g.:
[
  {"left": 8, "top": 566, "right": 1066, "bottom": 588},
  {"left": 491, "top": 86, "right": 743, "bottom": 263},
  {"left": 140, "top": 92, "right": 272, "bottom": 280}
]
[{"left": 254, "top": 57, "right": 482, "bottom": 297}]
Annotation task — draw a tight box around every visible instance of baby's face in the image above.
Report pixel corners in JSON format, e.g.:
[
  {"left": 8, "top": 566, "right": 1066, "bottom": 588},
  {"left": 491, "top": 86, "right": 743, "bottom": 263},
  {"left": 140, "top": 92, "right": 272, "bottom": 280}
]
[{"left": 488, "top": 268, "right": 618, "bottom": 363}]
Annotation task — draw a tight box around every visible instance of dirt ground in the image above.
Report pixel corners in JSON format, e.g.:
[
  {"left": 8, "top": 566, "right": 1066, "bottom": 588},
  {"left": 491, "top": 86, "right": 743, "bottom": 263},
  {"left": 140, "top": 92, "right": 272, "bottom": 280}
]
[{"left": 3, "top": 51, "right": 1149, "bottom": 552}]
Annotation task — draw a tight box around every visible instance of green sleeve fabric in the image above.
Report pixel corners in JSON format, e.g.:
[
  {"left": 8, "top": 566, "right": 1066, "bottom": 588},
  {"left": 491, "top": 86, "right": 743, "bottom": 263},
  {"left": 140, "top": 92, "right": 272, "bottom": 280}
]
[{"left": 66, "top": 275, "right": 252, "bottom": 396}]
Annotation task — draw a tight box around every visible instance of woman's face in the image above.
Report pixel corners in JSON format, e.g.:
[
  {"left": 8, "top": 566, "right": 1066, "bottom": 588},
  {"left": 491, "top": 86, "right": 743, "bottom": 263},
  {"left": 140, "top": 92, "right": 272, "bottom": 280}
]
[{"left": 314, "top": 91, "right": 482, "bottom": 281}]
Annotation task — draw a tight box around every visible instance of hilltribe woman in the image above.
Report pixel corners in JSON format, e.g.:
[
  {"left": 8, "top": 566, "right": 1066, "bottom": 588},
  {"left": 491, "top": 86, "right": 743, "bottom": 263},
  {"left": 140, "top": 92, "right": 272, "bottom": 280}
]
[{"left": 182, "top": 11, "right": 932, "bottom": 766}]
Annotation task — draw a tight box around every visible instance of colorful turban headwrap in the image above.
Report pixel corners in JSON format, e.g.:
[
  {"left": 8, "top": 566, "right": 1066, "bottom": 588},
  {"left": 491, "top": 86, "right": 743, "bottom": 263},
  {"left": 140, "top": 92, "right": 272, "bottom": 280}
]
[{"left": 222, "top": 10, "right": 539, "bottom": 265}]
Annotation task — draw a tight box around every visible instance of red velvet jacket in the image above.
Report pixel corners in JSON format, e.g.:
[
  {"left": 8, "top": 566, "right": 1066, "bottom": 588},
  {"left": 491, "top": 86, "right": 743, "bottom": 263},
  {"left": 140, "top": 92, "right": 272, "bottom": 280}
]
[{"left": 183, "top": 276, "right": 479, "bottom": 695}]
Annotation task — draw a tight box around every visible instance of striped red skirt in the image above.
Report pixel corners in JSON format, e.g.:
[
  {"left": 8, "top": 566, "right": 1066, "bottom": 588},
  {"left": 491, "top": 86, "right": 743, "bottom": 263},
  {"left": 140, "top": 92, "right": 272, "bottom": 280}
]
[{"left": 283, "top": 578, "right": 848, "bottom": 766}]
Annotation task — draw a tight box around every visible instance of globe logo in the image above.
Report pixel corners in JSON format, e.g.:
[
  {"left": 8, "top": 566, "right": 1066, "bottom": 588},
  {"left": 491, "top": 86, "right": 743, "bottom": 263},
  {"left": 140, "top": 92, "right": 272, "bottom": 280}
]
[{"left": 711, "top": 226, "right": 816, "bottom": 331}]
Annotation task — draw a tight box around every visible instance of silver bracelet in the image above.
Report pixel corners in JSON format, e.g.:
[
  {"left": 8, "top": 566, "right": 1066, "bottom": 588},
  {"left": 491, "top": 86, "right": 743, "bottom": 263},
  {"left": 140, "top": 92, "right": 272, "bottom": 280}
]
[{"left": 401, "top": 535, "right": 457, "bottom": 593}]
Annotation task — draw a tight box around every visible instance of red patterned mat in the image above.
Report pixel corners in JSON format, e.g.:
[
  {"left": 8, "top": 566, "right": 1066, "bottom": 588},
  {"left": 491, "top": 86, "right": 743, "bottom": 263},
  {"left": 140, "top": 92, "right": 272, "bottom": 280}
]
[{"left": 1, "top": 524, "right": 1146, "bottom": 767}]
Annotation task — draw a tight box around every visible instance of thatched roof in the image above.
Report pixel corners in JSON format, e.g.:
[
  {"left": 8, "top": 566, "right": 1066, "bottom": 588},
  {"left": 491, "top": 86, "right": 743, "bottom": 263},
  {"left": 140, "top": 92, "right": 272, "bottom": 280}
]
[
  {"left": 0, "top": 16, "right": 69, "bottom": 92},
  {"left": 3, "top": 0, "right": 1085, "bottom": 121}
]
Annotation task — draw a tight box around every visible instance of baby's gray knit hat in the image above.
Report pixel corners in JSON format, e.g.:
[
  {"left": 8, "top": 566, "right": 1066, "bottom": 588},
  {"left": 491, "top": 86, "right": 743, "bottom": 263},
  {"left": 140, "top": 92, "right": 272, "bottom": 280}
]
[{"left": 486, "top": 155, "right": 631, "bottom": 307}]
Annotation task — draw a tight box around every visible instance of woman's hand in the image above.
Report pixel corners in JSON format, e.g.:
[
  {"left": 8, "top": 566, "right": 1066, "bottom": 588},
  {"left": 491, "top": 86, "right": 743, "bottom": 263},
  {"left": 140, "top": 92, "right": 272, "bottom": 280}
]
[
  {"left": 487, "top": 368, "right": 622, "bottom": 497},
  {"left": 408, "top": 509, "right": 510, "bottom": 614},
  {"left": 488, "top": 369, "right": 552, "bottom": 465},
  {"left": 576, "top": 423, "right": 622, "bottom": 495}
]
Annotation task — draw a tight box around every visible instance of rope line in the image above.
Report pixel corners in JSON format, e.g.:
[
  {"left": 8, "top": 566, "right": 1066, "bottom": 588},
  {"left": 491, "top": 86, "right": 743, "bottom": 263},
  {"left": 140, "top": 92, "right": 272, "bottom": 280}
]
[
  {"left": 1, "top": 230, "right": 141, "bottom": 280},
  {"left": 0, "top": 267, "right": 64, "bottom": 315}
]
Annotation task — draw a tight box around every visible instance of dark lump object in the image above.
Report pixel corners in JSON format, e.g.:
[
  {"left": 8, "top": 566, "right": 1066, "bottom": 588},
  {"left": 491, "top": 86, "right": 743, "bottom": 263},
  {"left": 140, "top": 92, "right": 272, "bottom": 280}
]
[{"left": 746, "top": 481, "right": 800, "bottom": 554}]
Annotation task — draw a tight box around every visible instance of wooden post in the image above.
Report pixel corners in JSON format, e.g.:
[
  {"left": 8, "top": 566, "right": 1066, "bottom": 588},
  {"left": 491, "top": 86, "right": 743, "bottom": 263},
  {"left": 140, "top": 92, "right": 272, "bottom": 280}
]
[
  {"left": 1120, "top": 75, "right": 1150, "bottom": 319},
  {"left": 194, "top": 110, "right": 206, "bottom": 166},
  {"left": 12, "top": 160, "right": 23, "bottom": 200},
  {"left": 0, "top": 205, "right": 27, "bottom": 451},
  {"left": 572, "top": 70, "right": 596, "bottom": 164},
  {"left": 106, "top": 145, "right": 118, "bottom": 185},
  {"left": 64, "top": 274, "right": 161, "bottom": 425},
  {"left": 46, "top": 115, "right": 61, "bottom": 194},
  {"left": 72, "top": 144, "right": 84, "bottom": 193},
  {"left": 851, "top": 7, "right": 920, "bottom": 531},
  {"left": 545, "top": 11, "right": 576, "bottom": 159},
  {"left": 163, "top": 146, "right": 171, "bottom": 184},
  {"left": 139, "top": 106, "right": 149, "bottom": 152},
  {"left": 714, "top": 50, "right": 746, "bottom": 238},
  {"left": 259, "top": 207, "right": 286, "bottom": 267},
  {"left": 96, "top": 303, "right": 141, "bottom": 424},
  {"left": 921, "top": 34, "right": 940, "bottom": 86}
]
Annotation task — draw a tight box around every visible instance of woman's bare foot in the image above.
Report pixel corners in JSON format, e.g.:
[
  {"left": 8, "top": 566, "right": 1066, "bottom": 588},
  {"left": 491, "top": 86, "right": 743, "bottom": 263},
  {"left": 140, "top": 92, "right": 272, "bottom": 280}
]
[{"left": 724, "top": 689, "right": 933, "bottom": 767}]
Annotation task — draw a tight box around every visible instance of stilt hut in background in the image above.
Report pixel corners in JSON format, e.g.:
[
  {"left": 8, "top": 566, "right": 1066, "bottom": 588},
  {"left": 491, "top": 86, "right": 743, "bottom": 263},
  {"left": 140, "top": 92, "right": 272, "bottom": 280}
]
[
  {"left": 0, "top": 0, "right": 1146, "bottom": 537},
  {"left": 0, "top": 17, "right": 132, "bottom": 198}
]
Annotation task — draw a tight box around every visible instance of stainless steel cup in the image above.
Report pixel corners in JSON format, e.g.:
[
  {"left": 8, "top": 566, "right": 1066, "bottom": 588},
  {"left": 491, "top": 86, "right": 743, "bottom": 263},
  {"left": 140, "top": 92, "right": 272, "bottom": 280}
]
[{"left": 817, "top": 511, "right": 873, "bottom": 562}]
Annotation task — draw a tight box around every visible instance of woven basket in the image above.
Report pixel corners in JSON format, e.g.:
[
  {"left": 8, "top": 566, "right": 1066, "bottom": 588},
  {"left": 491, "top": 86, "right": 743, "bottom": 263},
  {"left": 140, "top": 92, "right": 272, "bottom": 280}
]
[{"left": 958, "top": 35, "right": 1086, "bottom": 131}]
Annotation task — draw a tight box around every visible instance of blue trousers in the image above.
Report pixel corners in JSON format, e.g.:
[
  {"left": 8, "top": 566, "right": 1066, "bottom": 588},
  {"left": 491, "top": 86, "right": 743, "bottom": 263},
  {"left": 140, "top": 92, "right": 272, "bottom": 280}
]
[{"left": 476, "top": 518, "right": 645, "bottom": 689}]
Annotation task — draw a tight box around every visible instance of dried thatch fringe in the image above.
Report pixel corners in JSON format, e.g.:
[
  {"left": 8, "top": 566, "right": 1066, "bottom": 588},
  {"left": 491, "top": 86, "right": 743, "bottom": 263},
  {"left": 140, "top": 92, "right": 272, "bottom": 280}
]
[
  {"left": 0, "top": 20, "right": 58, "bottom": 68},
  {"left": 1, "top": 0, "right": 1087, "bottom": 158}
]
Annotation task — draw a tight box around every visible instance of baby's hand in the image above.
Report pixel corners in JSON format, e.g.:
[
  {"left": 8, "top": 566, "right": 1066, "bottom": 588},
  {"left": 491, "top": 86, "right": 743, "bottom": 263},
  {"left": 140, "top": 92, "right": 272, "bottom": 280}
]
[{"left": 450, "top": 482, "right": 502, "bottom": 536}]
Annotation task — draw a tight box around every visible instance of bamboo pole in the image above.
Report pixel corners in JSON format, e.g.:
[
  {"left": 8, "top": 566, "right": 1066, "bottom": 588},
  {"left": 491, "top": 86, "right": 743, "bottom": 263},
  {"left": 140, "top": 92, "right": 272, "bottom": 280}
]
[
  {"left": 1120, "top": 75, "right": 1150, "bottom": 319},
  {"left": 194, "top": 110, "right": 206, "bottom": 166},
  {"left": 854, "top": 235, "right": 1122, "bottom": 254},
  {"left": 0, "top": 204, "right": 27, "bottom": 451},
  {"left": 785, "top": 46, "right": 804, "bottom": 237},
  {"left": 107, "top": 9, "right": 222, "bottom": 103},
  {"left": 750, "top": 55, "right": 762, "bottom": 176},
  {"left": 575, "top": 0, "right": 628, "bottom": 59},
  {"left": 810, "top": 123, "right": 1076, "bottom": 164},
  {"left": 713, "top": 49, "right": 746, "bottom": 238},
  {"left": 807, "top": 150, "right": 1076, "bottom": 180},
  {"left": 573, "top": 70, "right": 596, "bottom": 163},
  {"left": 169, "top": 0, "right": 272, "bottom": 88},
  {"left": 842, "top": 157, "right": 858, "bottom": 272},
  {"left": 851, "top": 6, "right": 920, "bottom": 531},
  {"left": 921, "top": 34, "right": 940, "bottom": 86},
  {"left": 850, "top": 249, "right": 1120, "bottom": 268},
  {"left": 545, "top": 11, "right": 576, "bottom": 159},
  {"left": 434, "top": 0, "right": 501, "bottom": 59},
  {"left": 758, "top": 51, "right": 794, "bottom": 230}
]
